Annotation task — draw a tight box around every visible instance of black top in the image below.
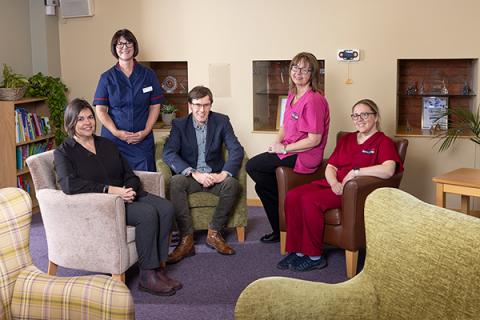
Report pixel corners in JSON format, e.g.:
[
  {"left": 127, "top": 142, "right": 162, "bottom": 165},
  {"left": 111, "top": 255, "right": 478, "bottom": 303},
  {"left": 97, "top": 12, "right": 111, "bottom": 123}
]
[{"left": 54, "top": 135, "right": 144, "bottom": 196}]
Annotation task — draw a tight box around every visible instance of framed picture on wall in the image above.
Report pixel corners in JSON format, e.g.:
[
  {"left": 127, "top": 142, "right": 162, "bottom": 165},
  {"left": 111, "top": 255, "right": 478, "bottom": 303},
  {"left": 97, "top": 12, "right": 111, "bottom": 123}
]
[
  {"left": 422, "top": 96, "right": 448, "bottom": 130},
  {"left": 276, "top": 95, "right": 288, "bottom": 130}
]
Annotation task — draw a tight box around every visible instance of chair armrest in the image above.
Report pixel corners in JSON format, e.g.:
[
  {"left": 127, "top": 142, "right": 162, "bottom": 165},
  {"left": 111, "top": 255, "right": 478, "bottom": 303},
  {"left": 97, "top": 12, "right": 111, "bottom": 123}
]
[
  {"left": 276, "top": 160, "right": 327, "bottom": 230},
  {"left": 134, "top": 170, "right": 165, "bottom": 197},
  {"left": 340, "top": 172, "right": 404, "bottom": 250},
  {"left": 235, "top": 274, "right": 377, "bottom": 320},
  {"left": 36, "top": 189, "right": 130, "bottom": 274},
  {"left": 155, "top": 159, "right": 172, "bottom": 198},
  {"left": 12, "top": 265, "right": 134, "bottom": 320}
]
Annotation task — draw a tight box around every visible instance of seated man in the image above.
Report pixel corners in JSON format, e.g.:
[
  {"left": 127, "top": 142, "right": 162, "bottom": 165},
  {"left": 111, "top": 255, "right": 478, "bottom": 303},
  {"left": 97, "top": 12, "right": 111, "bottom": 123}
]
[{"left": 163, "top": 85, "right": 244, "bottom": 264}]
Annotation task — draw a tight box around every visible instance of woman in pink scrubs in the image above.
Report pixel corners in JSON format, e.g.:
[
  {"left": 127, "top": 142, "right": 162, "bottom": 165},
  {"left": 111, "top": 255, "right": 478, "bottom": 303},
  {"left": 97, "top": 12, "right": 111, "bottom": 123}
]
[
  {"left": 278, "top": 99, "right": 404, "bottom": 272},
  {"left": 246, "top": 52, "right": 330, "bottom": 243}
]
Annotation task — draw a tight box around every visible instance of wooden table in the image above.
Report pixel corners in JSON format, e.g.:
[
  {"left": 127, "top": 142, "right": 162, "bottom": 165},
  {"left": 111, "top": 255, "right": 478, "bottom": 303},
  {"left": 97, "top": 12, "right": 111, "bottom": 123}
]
[{"left": 432, "top": 168, "right": 480, "bottom": 216}]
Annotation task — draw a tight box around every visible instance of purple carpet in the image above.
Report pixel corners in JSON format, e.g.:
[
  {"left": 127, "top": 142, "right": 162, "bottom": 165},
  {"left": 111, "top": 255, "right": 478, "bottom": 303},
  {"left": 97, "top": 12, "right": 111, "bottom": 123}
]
[{"left": 30, "top": 207, "right": 359, "bottom": 320}]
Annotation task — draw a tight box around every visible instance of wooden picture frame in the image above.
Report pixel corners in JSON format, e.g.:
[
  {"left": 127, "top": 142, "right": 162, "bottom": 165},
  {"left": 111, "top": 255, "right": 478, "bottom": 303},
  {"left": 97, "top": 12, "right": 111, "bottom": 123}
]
[{"left": 276, "top": 95, "right": 288, "bottom": 130}]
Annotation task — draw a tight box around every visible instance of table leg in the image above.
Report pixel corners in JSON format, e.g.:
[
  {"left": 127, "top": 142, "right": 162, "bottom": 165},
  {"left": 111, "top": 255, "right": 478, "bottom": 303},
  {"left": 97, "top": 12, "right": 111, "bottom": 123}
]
[
  {"left": 435, "top": 183, "right": 446, "bottom": 208},
  {"left": 461, "top": 195, "right": 471, "bottom": 215}
]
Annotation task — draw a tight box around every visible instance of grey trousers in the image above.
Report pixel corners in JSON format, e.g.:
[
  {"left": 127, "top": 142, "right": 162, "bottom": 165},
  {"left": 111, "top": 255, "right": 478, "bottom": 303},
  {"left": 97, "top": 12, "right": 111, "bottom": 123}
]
[
  {"left": 169, "top": 175, "right": 240, "bottom": 235},
  {"left": 125, "top": 193, "right": 174, "bottom": 270}
]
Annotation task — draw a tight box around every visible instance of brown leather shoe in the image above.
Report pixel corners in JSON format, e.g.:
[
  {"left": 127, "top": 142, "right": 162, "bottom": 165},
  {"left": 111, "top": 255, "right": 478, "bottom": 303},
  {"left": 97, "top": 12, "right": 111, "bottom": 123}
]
[
  {"left": 156, "top": 267, "right": 183, "bottom": 291},
  {"left": 206, "top": 228, "right": 235, "bottom": 255},
  {"left": 138, "top": 269, "right": 176, "bottom": 296},
  {"left": 167, "top": 234, "right": 195, "bottom": 264}
]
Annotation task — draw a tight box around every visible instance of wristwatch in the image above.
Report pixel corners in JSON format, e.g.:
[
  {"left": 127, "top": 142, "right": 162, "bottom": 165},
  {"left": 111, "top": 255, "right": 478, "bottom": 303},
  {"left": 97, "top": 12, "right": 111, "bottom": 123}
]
[{"left": 353, "top": 167, "right": 360, "bottom": 177}]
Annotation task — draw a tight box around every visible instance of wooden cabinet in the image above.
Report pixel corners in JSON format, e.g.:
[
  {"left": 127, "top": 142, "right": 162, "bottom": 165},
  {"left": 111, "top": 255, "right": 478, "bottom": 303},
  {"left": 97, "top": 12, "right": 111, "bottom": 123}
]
[
  {"left": 396, "top": 59, "right": 477, "bottom": 136},
  {"left": 0, "top": 97, "right": 54, "bottom": 213},
  {"left": 253, "top": 60, "right": 325, "bottom": 132},
  {"left": 140, "top": 61, "right": 189, "bottom": 130}
]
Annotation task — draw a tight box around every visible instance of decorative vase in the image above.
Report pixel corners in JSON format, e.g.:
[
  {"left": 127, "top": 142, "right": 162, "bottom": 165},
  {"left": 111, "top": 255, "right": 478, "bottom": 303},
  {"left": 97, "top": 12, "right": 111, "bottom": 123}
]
[{"left": 161, "top": 112, "right": 175, "bottom": 125}]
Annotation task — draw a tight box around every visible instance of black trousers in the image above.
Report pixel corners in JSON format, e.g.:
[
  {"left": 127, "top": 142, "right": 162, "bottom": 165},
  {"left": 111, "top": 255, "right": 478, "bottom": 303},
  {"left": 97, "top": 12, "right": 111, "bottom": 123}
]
[
  {"left": 125, "top": 193, "right": 174, "bottom": 270},
  {"left": 246, "top": 152, "right": 297, "bottom": 235}
]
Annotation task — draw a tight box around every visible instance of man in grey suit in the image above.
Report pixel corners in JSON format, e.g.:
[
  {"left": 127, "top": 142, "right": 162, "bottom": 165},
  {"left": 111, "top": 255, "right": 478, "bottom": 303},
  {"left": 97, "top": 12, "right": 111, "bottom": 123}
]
[{"left": 163, "top": 86, "right": 244, "bottom": 264}]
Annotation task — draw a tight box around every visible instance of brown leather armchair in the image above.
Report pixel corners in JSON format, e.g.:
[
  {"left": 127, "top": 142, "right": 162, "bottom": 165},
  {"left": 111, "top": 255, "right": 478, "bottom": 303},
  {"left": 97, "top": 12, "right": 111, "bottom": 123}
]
[{"left": 276, "top": 132, "right": 408, "bottom": 278}]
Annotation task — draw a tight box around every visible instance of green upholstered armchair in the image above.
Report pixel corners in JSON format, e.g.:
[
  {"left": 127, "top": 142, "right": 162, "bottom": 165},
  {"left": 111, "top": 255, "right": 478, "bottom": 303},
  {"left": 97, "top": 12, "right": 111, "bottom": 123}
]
[
  {"left": 0, "top": 188, "right": 134, "bottom": 320},
  {"left": 155, "top": 135, "right": 248, "bottom": 241},
  {"left": 235, "top": 188, "right": 480, "bottom": 320}
]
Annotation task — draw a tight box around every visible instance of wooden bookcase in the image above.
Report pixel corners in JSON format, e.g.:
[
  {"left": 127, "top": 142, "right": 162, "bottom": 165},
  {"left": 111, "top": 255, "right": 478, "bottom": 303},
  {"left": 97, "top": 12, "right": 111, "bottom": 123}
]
[
  {"left": 396, "top": 59, "right": 477, "bottom": 136},
  {"left": 253, "top": 60, "right": 325, "bottom": 132},
  {"left": 0, "top": 97, "right": 54, "bottom": 213},
  {"left": 140, "top": 61, "right": 189, "bottom": 130}
]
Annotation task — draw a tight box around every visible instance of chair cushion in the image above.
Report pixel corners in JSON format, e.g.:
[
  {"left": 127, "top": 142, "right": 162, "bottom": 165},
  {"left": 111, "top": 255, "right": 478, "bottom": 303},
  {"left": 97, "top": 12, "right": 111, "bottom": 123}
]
[
  {"left": 325, "top": 209, "right": 341, "bottom": 225},
  {"left": 11, "top": 265, "right": 134, "bottom": 320},
  {"left": 188, "top": 192, "right": 219, "bottom": 208}
]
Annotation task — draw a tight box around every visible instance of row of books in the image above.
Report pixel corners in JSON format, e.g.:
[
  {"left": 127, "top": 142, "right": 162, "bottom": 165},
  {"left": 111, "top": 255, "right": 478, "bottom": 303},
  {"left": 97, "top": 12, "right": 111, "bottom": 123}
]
[
  {"left": 15, "top": 108, "right": 51, "bottom": 143},
  {"left": 17, "top": 175, "right": 31, "bottom": 194},
  {"left": 16, "top": 140, "right": 54, "bottom": 171}
]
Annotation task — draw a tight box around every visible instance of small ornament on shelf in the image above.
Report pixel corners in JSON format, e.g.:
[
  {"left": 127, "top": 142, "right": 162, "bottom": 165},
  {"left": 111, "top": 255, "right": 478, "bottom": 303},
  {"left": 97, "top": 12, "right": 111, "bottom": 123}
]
[
  {"left": 462, "top": 81, "right": 471, "bottom": 95},
  {"left": 406, "top": 82, "right": 417, "bottom": 95},
  {"left": 418, "top": 81, "right": 425, "bottom": 95},
  {"left": 440, "top": 79, "right": 448, "bottom": 95},
  {"left": 405, "top": 120, "right": 412, "bottom": 132}
]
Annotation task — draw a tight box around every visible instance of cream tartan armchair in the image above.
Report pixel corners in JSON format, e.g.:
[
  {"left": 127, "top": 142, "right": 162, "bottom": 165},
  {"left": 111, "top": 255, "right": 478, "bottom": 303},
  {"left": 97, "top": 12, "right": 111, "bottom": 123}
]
[{"left": 0, "top": 187, "right": 134, "bottom": 320}]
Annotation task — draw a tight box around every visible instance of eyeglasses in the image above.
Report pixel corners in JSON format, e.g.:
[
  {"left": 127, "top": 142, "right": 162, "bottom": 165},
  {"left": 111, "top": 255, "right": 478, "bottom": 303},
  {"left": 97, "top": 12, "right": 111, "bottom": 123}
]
[
  {"left": 116, "top": 41, "right": 134, "bottom": 49},
  {"left": 291, "top": 65, "right": 312, "bottom": 75},
  {"left": 350, "top": 112, "right": 376, "bottom": 120},
  {"left": 191, "top": 103, "right": 212, "bottom": 109}
]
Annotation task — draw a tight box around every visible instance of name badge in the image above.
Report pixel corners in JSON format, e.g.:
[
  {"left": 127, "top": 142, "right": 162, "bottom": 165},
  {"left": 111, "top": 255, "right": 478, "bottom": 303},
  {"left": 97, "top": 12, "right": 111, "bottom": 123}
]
[
  {"left": 142, "top": 86, "right": 153, "bottom": 93},
  {"left": 362, "top": 149, "right": 375, "bottom": 154}
]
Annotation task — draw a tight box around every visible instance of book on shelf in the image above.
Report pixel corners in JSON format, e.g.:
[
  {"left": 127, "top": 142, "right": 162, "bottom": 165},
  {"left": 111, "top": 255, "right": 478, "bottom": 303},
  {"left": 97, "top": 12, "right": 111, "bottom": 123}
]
[
  {"left": 15, "top": 108, "right": 51, "bottom": 143},
  {"left": 16, "top": 140, "right": 54, "bottom": 171},
  {"left": 16, "top": 175, "right": 31, "bottom": 193}
]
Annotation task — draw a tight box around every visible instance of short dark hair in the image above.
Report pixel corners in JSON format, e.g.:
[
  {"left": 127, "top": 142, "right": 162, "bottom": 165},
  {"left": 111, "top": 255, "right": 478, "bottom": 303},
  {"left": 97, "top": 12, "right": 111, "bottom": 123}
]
[
  {"left": 187, "top": 86, "right": 213, "bottom": 104},
  {"left": 110, "top": 29, "right": 139, "bottom": 59},
  {"left": 64, "top": 98, "right": 96, "bottom": 137}
]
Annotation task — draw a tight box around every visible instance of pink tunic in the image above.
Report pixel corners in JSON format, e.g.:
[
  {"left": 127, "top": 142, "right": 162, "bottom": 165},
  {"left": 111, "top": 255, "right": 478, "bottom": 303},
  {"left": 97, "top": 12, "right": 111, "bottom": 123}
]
[{"left": 278, "top": 90, "right": 330, "bottom": 174}]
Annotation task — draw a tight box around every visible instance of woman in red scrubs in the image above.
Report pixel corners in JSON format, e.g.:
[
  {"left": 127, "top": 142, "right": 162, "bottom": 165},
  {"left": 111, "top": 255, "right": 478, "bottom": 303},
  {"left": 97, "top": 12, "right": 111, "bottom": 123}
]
[
  {"left": 278, "top": 99, "right": 404, "bottom": 272},
  {"left": 94, "top": 29, "right": 164, "bottom": 171}
]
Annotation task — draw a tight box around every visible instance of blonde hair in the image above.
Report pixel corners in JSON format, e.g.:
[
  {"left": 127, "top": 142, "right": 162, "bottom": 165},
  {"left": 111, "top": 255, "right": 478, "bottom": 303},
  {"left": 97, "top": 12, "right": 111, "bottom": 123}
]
[{"left": 352, "top": 98, "right": 381, "bottom": 130}]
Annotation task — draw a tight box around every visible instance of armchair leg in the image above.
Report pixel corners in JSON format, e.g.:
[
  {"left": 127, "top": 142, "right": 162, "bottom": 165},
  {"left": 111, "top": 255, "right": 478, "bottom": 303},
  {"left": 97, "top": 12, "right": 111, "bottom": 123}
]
[
  {"left": 47, "top": 260, "right": 57, "bottom": 276},
  {"left": 280, "top": 232, "right": 287, "bottom": 255},
  {"left": 236, "top": 226, "right": 245, "bottom": 242},
  {"left": 345, "top": 250, "right": 359, "bottom": 279},
  {"left": 112, "top": 273, "right": 125, "bottom": 283}
]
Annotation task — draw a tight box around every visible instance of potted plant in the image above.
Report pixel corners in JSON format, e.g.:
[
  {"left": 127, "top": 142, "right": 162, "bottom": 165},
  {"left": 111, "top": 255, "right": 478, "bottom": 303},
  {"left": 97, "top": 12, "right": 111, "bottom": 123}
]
[
  {"left": 26, "top": 73, "right": 68, "bottom": 145},
  {"left": 160, "top": 103, "right": 177, "bottom": 125},
  {"left": 435, "top": 107, "right": 480, "bottom": 151},
  {"left": 0, "top": 64, "right": 29, "bottom": 100}
]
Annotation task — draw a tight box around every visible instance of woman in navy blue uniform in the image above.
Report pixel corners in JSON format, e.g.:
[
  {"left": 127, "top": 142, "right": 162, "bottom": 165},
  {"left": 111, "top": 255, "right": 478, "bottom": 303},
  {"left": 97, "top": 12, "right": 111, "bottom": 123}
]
[{"left": 94, "top": 29, "right": 164, "bottom": 171}]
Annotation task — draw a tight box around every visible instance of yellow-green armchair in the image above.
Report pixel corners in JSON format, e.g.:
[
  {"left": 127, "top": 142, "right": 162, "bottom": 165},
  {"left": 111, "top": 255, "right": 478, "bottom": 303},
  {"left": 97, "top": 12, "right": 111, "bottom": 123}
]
[
  {"left": 235, "top": 188, "right": 480, "bottom": 319},
  {"left": 0, "top": 188, "right": 134, "bottom": 320},
  {"left": 155, "top": 136, "right": 248, "bottom": 241}
]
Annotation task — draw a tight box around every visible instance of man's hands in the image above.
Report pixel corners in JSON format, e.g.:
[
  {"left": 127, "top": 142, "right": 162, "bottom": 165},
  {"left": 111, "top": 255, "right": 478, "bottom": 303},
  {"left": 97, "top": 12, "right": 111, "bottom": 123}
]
[{"left": 192, "top": 171, "right": 229, "bottom": 188}]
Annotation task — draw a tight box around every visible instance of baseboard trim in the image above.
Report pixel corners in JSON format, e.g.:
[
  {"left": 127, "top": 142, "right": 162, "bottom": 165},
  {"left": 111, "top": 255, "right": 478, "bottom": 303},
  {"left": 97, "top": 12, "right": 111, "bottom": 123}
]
[{"left": 247, "top": 199, "right": 262, "bottom": 207}]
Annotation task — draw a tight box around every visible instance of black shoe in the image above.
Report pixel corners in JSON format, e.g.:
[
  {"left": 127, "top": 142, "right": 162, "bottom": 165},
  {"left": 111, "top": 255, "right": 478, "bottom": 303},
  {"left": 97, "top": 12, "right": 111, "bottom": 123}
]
[
  {"left": 277, "top": 253, "right": 300, "bottom": 270},
  {"left": 260, "top": 232, "right": 280, "bottom": 243},
  {"left": 290, "top": 256, "right": 327, "bottom": 272}
]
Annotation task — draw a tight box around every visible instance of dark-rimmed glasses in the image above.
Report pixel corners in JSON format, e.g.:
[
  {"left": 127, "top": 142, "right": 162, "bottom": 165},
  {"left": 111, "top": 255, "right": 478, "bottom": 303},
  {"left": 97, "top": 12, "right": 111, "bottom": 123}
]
[
  {"left": 350, "top": 112, "right": 376, "bottom": 120},
  {"left": 116, "top": 42, "right": 134, "bottom": 49},
  {"left": 291, "top": 65, "right": 312, "bottom": 74},
  {"left": 191, "top": 103, "right": 212, "bottom": 109}
]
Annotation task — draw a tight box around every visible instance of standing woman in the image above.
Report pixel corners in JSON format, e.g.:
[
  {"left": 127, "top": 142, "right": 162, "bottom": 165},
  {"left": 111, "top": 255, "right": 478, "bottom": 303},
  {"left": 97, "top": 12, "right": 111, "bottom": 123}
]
[
  {"left": 94, "top": 29, "right": 164, "bottom": 171},
  {"left": 246, "top": 52, "right": 330, "bottom": 243}
]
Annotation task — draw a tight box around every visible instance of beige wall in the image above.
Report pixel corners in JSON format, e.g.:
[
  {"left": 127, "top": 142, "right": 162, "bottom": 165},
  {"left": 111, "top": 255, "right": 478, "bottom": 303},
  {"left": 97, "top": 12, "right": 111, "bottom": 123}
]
[
  {"left": 0, "top": 0, "right": 33, "bottom": 79},
  {"left": 57, "top": 0, "right": 480, "bottom": 206}
]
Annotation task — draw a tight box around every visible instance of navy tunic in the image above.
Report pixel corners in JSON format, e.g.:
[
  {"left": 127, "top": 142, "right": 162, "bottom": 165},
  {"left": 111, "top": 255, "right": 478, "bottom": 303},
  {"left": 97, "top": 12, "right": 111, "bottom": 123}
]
[{"left": 93, "top": 62, "right": 165, "bottom": 171}]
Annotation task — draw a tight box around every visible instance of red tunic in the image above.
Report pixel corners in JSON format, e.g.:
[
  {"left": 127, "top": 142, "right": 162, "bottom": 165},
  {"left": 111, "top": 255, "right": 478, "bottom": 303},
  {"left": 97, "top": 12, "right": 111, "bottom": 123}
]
[{"left": 285, "top": 131, "right": 403, "bottom": 256}]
